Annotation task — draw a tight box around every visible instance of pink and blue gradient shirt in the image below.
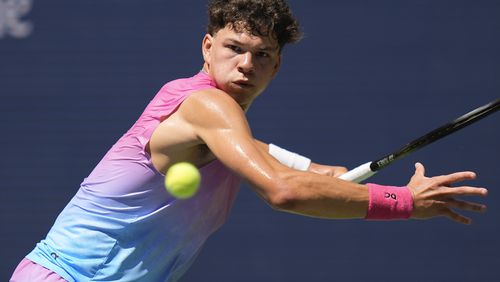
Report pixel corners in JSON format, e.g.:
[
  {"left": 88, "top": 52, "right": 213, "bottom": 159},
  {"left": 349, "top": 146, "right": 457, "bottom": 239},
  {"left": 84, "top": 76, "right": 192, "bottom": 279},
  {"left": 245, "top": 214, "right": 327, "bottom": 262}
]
[{"left": 27, "top": 72, "right": 241, "bottom": 281}]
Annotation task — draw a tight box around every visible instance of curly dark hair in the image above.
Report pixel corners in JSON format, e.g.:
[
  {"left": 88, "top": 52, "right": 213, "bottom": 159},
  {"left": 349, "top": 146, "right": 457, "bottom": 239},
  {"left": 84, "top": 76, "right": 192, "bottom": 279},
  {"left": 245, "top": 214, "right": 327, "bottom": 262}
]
[{"left": 207, "top": 0, "right": 302, "bottom": 50}]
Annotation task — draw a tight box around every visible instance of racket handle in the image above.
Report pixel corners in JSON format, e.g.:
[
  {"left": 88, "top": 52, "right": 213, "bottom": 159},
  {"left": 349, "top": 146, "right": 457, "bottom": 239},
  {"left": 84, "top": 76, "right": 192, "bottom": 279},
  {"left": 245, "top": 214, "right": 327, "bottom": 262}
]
[{"left": 338, "top": 162, "right": 377, "bottom": 183}]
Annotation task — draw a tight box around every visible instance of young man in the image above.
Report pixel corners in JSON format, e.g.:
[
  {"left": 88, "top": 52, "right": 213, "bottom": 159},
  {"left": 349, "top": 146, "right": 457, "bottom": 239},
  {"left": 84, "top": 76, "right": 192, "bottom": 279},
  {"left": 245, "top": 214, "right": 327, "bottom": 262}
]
[{"left": 11, "top": 0, "right": 488, "bottom": 281}]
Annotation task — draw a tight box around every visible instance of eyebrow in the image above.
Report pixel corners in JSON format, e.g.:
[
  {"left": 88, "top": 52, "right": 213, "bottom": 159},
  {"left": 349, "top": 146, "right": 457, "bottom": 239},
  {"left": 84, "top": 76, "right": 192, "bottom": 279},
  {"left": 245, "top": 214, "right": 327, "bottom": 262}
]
[{"left": 225, "top": 38, "right": 279, "bottom": 51}]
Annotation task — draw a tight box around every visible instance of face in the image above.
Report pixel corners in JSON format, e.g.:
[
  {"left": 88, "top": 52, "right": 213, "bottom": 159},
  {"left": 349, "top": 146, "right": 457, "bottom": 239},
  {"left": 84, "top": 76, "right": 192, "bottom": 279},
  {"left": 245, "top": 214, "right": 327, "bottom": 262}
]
[{"left": 202, "top": 25, "right": 281, "bottom": 108}]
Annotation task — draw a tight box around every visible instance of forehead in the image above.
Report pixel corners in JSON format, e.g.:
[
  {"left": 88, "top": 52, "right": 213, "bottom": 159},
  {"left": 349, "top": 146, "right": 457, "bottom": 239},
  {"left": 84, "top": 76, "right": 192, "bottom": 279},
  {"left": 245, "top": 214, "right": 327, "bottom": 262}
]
[{"left": 214, "top": 25, "right": 279, "bottom": 51}]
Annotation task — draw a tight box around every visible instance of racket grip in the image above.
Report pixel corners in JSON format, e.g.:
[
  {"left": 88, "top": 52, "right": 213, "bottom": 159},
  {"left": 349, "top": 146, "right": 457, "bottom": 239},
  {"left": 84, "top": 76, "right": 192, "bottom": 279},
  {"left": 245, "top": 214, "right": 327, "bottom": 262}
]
[{"left": 338, "top": 162, "right": 377, "bottom": 183}]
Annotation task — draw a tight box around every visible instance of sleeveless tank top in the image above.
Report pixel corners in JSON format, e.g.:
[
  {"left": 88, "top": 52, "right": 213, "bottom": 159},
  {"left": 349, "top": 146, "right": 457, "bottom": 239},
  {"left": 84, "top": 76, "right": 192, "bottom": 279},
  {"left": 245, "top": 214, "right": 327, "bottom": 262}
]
[{"left": 27, "top": 72, "right": 241, "bottom": 281}]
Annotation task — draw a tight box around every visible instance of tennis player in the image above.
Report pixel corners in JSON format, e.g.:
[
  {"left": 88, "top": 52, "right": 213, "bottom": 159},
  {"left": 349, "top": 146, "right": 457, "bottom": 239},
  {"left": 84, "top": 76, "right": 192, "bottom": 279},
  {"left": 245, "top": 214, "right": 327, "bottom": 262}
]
[{"left": 10, "top": 0, "right": 488, "bottom": 281}]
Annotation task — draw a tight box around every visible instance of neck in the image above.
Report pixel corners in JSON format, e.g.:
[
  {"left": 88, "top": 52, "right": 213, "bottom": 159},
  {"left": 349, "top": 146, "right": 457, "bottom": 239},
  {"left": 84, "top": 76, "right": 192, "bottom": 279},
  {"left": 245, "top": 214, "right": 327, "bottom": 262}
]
[{"left": 201, "top": 64, "right": 209, "bottom": 75}]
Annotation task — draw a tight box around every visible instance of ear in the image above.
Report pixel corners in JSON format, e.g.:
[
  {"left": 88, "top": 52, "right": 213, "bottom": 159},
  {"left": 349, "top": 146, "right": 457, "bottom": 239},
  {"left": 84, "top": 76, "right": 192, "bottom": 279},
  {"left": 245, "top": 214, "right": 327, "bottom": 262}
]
[{"left": 202, "top": 34, "right": 214, "bottom": 65}]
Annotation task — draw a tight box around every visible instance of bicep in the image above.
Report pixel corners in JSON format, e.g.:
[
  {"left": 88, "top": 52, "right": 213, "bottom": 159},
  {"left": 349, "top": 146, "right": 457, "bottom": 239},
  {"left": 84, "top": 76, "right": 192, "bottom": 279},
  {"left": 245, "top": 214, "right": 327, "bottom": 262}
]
[{"left": 180, "top": 90, "right": 285, "bottom": 199}]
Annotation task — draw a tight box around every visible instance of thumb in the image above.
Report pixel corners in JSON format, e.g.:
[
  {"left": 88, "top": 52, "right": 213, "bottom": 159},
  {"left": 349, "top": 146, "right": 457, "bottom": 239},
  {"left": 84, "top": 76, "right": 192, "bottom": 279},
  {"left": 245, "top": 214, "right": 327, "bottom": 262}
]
[{"left": 414, "top": 162, "right": 425, "bottom": 177}]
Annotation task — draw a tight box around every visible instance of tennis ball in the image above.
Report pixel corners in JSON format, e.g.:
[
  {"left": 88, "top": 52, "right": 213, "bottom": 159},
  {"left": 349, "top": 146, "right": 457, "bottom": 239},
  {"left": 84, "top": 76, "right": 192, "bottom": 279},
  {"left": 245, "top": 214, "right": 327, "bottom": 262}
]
[{"left": 165, "top": 162, "right": 201, "bottom": 199}]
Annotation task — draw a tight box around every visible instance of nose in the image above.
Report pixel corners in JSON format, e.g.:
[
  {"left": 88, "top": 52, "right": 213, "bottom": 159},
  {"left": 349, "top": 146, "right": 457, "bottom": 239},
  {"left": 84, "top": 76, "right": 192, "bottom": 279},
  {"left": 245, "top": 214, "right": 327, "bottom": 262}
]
[{"left": 237, "top": 52, "right": 255, "bottom": 74}]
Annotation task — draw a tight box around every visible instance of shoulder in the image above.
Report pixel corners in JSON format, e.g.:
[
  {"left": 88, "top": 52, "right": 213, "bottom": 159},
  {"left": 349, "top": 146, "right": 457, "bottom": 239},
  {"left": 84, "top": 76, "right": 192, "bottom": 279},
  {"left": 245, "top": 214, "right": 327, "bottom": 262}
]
[
  {"left": 179, "top": 88, "right": 248, "bottom": 129},
  {"left": 184, "top": 88, "right": 241, "bottom": 112},
  {"left": 162, "top": 72, "right": 218, "bottom": 94}
]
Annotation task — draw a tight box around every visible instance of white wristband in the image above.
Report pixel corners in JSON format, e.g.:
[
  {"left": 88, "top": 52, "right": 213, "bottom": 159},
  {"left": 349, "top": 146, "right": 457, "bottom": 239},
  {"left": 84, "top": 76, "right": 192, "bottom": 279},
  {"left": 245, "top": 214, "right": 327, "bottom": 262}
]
[{"left": 268, "top": 143, "right": 311, "bottom": 171}]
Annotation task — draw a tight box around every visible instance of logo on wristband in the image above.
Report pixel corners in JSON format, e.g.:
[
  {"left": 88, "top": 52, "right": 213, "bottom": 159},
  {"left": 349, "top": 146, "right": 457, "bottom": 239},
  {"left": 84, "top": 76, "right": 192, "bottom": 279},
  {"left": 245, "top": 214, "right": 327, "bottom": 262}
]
[{"left": 384, "top": 192, "right": 397, "bottom": 200}]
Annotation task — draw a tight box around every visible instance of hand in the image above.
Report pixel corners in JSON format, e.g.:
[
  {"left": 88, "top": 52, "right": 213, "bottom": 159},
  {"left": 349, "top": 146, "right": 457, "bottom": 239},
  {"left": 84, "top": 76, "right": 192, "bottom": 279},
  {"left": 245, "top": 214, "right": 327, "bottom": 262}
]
[
  {"left": 308, "top": 162, "right": 348, "bottom": 178},
  {"left": 408, "top": 162, "right": 488, "bottom": 224}
]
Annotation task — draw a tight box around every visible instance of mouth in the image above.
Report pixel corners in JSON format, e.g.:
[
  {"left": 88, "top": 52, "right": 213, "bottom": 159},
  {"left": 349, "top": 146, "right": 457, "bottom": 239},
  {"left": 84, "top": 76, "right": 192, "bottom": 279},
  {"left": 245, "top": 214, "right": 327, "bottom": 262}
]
[{"left": 232, "top": 80, "right": 254, "bottom": 88}]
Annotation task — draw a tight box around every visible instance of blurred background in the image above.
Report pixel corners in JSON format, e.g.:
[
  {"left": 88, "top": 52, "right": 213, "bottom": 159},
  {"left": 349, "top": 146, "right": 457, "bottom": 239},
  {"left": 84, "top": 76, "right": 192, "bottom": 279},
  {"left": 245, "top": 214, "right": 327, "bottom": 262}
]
[{"left": 1, "top": 0, "right": 498, "bottom": 281}]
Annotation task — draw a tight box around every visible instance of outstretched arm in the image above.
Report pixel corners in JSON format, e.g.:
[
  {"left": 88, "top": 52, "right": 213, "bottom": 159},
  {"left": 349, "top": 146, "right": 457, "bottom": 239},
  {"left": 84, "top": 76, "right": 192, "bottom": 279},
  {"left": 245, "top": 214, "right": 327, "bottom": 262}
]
[{"left": 178, "top": 89, "right": 487, "bottom": 223}]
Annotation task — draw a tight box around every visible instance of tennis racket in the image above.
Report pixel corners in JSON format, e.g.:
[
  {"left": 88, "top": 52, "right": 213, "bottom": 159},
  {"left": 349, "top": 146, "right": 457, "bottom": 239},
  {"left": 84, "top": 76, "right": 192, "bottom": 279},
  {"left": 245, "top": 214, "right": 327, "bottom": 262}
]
[{"left": 339, "top": 99, "right": 500, "bottom": 183}]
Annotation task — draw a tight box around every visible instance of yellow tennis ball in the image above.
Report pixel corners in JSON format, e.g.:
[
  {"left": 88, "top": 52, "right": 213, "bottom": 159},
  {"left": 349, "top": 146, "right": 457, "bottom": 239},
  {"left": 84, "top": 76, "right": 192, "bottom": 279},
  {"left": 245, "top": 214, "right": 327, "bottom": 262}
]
[{"left": 165, "top": 162, "right": 201, "bottom": 199}]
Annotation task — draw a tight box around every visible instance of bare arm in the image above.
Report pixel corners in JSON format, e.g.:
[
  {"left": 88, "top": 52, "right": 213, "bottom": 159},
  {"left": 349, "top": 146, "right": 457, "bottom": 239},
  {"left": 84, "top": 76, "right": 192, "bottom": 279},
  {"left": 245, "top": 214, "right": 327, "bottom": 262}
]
[
  {"left": 181, "top": 89, "right": 368, "bottom": 219},
  {"left": 254, "top": 140, "right": 348, "bottom": 177},
  {"left": 175, "top": 89, "right": 487, "bottom": 222}
]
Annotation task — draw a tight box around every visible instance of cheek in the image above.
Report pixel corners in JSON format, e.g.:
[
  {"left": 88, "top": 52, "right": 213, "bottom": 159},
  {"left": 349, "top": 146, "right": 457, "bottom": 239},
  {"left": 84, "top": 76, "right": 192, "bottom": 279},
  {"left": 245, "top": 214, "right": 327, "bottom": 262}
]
[
  {"left": 215, "top": 58, "right": 238, "bottom": 79},
  {"left": 211, "top": 54, "right": 231, "bottom": 71},
  {"left": 211, "top": 66, "right": 232, "bottom": 90}
]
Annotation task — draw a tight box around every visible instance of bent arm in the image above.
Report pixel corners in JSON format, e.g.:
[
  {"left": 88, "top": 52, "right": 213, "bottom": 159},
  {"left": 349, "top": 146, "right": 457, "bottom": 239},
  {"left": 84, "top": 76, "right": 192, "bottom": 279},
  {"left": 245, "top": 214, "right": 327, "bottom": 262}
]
[{"left": 255, "top": 140, "right": 348, "bottom": 177}]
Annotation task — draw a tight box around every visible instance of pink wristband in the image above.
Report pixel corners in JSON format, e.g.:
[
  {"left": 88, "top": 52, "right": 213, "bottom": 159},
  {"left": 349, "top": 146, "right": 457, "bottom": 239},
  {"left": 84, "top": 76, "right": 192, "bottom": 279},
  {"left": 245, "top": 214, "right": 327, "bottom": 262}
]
[{"left": 365, "top": 183, "right": 414, "bottom": 220}]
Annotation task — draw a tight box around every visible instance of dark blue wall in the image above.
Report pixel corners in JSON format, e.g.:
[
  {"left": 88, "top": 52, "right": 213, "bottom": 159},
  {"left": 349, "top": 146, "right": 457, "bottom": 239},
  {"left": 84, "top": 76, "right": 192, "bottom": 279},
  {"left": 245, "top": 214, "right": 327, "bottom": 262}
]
[{"left": 1, "top": 1, "right": 498, "bottom": 281}]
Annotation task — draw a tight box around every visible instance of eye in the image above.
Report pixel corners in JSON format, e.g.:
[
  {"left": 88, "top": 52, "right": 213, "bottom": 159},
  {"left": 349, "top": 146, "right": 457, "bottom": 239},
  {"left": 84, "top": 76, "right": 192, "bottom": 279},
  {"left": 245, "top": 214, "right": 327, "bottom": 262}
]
[
  {"left": 227, "top": 44, "right": 243, "bottom": 53},
  {"left": 256, "top": 51, "right": 270, "bottom": 58}
]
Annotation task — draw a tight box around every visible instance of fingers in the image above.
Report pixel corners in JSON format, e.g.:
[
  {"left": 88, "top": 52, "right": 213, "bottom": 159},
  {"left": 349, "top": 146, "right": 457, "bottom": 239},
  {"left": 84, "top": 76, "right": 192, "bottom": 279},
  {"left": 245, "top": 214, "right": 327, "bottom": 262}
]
[
  {"left": 434, "top": 171, "right": 477, "bottom": 186},
  {"left": 433, "top": 198, "right": 486, "bottom": 224},
  {"left": 442, "top": 208, "right": 472, "bottom": 225},
  {"left": 410, "top": 164, "right": 487, "bottom": 225},
  {"left": 434, "top": 186, "right": 488, "bottom": 198},
  {"left": 414, "top": 162, "right": 425, "bottom": 177},
  {"left": 412, "top": 163, "right": 478, "bottom": 186},
  {"left": 442, "top": 198, "right": 487, "bottom": 224},
  {"left": 446, "top": 198, "right": 487, "bottom": 213}
]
